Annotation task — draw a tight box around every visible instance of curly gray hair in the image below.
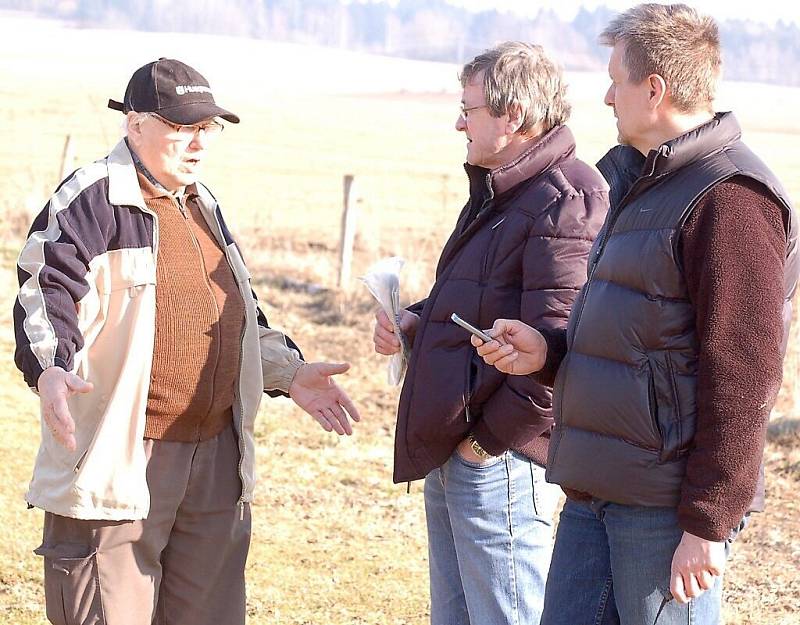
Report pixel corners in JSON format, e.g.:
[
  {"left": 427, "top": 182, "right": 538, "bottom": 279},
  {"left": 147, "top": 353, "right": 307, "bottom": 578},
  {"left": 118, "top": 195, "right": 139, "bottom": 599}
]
[{"left": 460, "top": 42, "right": 571, "bottom": 134}]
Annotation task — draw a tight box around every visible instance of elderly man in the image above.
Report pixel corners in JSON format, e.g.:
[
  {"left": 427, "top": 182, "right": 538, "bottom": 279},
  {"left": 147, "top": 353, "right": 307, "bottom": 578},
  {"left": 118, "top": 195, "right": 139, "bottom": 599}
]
[
  {"left": 14, "top": 58, "right": 360, "bottom": 625},
  {"left": 473, "top": 5, "right": 799, "bottom": 625},
  {"left": 372, "top": 42, "right": 607, "bottom": 624}
]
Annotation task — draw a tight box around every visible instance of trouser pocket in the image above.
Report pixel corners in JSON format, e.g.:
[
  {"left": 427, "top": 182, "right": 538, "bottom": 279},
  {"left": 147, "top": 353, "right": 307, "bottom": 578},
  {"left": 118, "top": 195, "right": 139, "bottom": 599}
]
[
  {"left": 528, "top": 457, "right": 560, "bottom": 521},
  {"left": 34, "top": 543, "right": 105, "bottom": 625}
]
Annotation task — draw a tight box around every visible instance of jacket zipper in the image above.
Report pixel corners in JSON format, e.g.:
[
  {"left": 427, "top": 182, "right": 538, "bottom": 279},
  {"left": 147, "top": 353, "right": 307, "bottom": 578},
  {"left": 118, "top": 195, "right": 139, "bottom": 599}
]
[
  {"left": 402, "top": 200, "right": 495, "bottom": 460},
  {"left": 441, "top": 181, "right": 495, "bottom": 270},
  {"left": 463, "top": 338, "right": 486, "bottom": 423},
  {"left": 73, "top": 449, "right": 89, "bottom": 473},
  {"left": 234, "top": 323, "right": 247, "bottom": 518},
  {"left": 465, "top": 189, "right": 497, "bottom": 421},
  {"left": 480, "top": 216, "right": 504, "bottom": 284},
  {"left": 205, "top": 203, "right": 250, "bottom": 513},
  {"left": 400, "top": 173, "right": 499, "bottom": 473},
  {"left": 137, "top": 202, "right": 160, "bottom": 268},
  {"left": 469, "top": 178, "right": 497, "bottom": 421}
]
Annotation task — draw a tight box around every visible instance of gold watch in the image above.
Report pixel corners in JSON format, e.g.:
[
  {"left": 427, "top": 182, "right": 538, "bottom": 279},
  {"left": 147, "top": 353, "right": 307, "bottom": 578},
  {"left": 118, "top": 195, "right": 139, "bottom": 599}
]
[{"left": 467, "top": 434, "right": 494, "bottom": 460}]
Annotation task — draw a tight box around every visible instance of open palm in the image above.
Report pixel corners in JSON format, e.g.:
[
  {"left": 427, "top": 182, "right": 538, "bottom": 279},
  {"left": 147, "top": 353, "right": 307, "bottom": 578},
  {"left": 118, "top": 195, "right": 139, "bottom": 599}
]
[{"left": 289, "top": 362, "right": 361, "bottom": 435}]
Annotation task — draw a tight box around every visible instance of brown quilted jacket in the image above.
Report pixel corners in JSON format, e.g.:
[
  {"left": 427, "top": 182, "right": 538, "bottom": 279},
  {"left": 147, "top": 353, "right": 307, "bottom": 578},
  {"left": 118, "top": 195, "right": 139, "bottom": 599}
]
[{"left": 393, "top": 125, "right": 609, "bottom": 483}]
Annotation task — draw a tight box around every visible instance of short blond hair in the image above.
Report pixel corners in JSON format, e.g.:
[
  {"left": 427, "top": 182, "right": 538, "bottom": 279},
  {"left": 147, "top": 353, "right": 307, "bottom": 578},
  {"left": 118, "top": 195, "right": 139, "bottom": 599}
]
[
  {"left": 460, "top": 42, "right": 571, "bottom": 134},
  {"left": 599, "top": 3, "right": 721, "bottom": 113}
]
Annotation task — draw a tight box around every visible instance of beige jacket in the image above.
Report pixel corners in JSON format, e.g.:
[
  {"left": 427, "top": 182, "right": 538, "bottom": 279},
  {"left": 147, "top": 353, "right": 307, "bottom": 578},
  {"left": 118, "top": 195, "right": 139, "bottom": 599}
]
[{"left": 15, "top": 140, "right": 303, "bottom": 520}]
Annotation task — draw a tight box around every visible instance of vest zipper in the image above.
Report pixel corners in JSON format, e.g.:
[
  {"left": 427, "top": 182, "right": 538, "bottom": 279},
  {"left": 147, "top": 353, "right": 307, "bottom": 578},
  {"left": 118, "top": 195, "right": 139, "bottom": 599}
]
[
  {"left": 550, "top": 189, "right": 638, "bottom": 466},
  {"left": 569, "top": 183, "right": 642, "bottom": 338},
  {"left": 554, "top": 175, "right": 664, "bottom": 469},
  {"left": 646, "top": 358, "right": 662, "bottom": 445},
  {"left": 664, "top": 351, "right": 684, "bottom": 457}
]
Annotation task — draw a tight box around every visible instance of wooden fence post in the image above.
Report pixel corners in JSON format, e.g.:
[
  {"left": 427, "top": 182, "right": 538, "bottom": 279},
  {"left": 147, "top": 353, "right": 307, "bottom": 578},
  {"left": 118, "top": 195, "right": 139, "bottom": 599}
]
[
  {"left": 60, "top": 134, "right": 74, "bottom": 181},
  {"left": 338, "top": 174, "right": 359, "bottom": 290}
]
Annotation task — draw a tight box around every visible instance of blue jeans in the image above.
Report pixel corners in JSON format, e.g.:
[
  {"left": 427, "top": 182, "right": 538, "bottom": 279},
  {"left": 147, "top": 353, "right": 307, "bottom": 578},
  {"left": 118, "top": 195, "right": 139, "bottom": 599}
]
[
  {"left": 424, "top": 450, "right": 561, "bottom": 625},
  {"left": 541, "top": 498, "right": 741, "bottom": 625}
]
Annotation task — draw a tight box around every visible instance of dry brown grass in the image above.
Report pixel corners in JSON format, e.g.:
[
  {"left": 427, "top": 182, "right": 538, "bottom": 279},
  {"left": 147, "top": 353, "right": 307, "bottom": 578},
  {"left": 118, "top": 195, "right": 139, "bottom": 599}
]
[{"left": 1, "top": 16, "right": 799, "bottom": 625}]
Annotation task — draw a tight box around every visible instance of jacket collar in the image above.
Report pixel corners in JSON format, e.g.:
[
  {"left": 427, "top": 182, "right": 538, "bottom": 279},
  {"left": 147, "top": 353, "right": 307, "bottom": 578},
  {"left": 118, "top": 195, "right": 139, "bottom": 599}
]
[
  {"left": 597, "top": 111, "right": 742, "bottom": 205},
  {"left": 107, "top": 139, "right": 198, "bottom": 205},
  {"left": 106, "top": 139, "right": 148, "bottom": 210},
  {"left": 465, "top": 124, "right": 577, "bottom": 200}
]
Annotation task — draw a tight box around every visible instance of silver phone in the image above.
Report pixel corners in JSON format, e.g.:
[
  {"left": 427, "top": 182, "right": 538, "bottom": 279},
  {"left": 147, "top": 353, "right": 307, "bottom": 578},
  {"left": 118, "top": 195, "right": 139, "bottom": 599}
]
[{"left": 450, "top": 313, "right": 492, "bottom": 343}]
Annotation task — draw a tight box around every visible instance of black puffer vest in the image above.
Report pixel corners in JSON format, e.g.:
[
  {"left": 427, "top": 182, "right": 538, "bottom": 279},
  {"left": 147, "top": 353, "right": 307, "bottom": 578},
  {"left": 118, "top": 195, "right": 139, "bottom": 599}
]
[{"left": 546, "top": 112, "right": 799, "bottom": 506}]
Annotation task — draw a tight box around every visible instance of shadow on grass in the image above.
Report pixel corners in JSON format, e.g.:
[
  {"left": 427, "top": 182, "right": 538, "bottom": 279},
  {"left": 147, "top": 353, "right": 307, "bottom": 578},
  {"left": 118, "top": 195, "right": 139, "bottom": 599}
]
[
  {"left": 767, "top": 417, "right": 800, "bottom": 480},
  {"left": 254, "top": 274, "right": 376, "bottom": 327},
  {"left": 767, "top": 417, "right": 800, "bottom": 443}
]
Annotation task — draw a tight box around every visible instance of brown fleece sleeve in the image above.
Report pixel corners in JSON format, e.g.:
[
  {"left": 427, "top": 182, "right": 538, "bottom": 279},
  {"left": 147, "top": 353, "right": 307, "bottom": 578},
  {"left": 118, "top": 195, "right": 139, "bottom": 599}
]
[
  {"left": 533, "top": 327, "right": 568, "bottom": 388},
  {"left": 677, "top": 176, "right": 786, "bottom": 541}
]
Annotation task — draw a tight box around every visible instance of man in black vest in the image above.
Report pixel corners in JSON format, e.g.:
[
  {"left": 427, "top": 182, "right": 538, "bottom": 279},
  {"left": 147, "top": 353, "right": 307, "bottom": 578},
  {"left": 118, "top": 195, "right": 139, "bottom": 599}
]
[{"left": 471, "top": 4, "right": 798, "bottom": 625}]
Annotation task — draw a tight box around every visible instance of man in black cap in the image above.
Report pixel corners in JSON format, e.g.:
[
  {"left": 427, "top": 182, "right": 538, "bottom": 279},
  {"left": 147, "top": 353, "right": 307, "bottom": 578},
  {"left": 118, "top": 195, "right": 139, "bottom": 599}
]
[{"left": 14, "top": 58, "right": 360, "bottom": 625}]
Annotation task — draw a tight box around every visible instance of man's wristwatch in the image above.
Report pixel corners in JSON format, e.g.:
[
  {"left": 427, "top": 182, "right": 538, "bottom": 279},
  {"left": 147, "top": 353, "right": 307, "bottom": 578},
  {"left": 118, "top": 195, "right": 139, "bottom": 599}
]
[{"left": 467, "top": 433, "right": 494, "bottom": 460}]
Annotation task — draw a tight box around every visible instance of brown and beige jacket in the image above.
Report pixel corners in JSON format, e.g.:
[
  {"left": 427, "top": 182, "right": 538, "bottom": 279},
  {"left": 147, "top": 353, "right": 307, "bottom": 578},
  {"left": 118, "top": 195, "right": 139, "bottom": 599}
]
[{"left": 14, "top": 140, "right": 303, "bottom": 520}]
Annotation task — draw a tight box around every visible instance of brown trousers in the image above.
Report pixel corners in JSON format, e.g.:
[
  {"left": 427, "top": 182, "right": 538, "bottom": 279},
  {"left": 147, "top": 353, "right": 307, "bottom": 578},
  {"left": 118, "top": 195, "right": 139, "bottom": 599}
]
[{"left": 35, "top": 423, "right": 251, "bottom": 625}]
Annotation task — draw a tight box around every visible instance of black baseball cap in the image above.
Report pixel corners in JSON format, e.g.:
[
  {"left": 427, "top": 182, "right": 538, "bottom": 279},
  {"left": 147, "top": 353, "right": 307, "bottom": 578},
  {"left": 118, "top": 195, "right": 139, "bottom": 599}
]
[{"left": 108, "top": 58, "right": 239, "bottom": 124}]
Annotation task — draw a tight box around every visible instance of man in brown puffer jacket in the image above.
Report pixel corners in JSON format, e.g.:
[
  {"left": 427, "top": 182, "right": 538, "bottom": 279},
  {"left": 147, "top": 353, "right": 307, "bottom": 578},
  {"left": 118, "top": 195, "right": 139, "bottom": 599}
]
[{"left": 372, "top": 42, "right": 608, "bottom": 625}]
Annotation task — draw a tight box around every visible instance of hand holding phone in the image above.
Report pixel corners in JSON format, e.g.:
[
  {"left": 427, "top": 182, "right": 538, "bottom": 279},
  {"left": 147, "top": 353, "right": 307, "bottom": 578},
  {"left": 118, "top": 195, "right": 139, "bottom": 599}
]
[{"left": 450, "top": 313, "right": 493, "bottom": 343}]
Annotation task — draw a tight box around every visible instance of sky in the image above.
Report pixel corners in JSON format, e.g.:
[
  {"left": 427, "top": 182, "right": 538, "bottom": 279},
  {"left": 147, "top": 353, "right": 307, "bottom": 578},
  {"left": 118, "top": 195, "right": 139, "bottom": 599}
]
[{"left": 446, "top": 0, "right": 800, "bottom": 27}]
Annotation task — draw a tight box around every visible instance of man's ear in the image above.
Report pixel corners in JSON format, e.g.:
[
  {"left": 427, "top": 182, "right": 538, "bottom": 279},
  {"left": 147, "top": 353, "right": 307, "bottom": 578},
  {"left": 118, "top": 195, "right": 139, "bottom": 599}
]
[
  {"left": 648, "top": 74, "right": 668, "bottom": 109},
  {"left": 126, "top": 112, "right": 143, "bottom": 139},
  {"left": 506, "top": 107, "right": 524, "bottom": 134}
]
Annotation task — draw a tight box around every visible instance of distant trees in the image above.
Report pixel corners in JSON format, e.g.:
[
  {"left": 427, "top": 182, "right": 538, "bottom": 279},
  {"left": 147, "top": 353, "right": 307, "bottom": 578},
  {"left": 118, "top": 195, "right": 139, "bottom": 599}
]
[
  {"left": 4, "top": 0, "right": 799, "bottom": 86},
  {"left": 720, "top": 20, "right": 800, "bottom": 85}
]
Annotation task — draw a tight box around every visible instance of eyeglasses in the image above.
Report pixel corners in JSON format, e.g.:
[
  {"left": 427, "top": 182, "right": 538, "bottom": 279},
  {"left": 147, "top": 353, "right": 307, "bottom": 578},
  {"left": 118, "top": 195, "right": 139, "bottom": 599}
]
[
  {"left": 460, "top": 103, "right": 489, "bottom": 119},
  {"left": 147, "top": 113, "right": 224, "bottom": 140}
]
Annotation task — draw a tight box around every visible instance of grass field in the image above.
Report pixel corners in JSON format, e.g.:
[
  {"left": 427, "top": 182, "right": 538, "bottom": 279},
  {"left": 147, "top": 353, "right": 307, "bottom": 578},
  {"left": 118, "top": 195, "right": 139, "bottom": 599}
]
[{"left": 0, "top": 13, "right": 799, "bottom": 625}]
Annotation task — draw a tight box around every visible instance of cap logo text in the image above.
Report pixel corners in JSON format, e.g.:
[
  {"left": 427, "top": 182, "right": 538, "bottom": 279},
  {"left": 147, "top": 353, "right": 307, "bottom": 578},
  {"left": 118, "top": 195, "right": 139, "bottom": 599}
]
[{"left": 176, "top": 85, "right": 212, "bottom": 96}]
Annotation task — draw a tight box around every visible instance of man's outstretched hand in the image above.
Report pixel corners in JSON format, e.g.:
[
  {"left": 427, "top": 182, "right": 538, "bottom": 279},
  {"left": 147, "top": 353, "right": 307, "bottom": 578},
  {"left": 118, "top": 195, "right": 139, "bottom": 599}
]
[
  {"left": 289, "top": 362, "right": 361, "bottom": 435},
  {"left": 37, "top": 366, "right": 94, "bottom": 452}
]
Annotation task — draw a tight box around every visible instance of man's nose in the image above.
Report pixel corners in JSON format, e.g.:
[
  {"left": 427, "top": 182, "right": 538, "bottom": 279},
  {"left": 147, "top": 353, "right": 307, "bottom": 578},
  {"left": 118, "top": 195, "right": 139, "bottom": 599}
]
[
  {"left": 455, "top": 114, "right": 466, "bottom": 132},
  {"left": 188, "top": 129, "right": 209, "bottom": 150},
  {"left": 604, "top": 85, "right": 615, "bottom": 107}
]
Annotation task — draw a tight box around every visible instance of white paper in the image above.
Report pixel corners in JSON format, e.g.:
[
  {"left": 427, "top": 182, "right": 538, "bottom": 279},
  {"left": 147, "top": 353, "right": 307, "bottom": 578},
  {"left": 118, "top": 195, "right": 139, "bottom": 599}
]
[{"left": 359, "top": 257, "right": 410, "bottom": 385}]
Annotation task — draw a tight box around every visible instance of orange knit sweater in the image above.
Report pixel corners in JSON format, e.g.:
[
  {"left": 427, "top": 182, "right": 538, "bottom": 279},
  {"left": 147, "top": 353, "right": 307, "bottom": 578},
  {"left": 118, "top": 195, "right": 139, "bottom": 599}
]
[{"left": 139, "top": 174, "right": 246, "bottom": 441}]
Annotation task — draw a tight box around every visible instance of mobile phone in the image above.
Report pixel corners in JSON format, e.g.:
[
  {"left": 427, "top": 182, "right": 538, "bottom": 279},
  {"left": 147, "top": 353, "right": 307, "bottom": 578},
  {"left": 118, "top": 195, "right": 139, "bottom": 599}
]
[{"left": 450, "top": 313, "right": 493, "bottom": 343}]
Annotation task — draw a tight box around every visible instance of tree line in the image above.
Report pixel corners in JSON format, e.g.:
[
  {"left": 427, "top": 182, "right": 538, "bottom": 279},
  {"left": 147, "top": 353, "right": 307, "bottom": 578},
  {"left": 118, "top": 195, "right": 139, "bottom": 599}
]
[{"left": 6, "top": 0, "right": 799, "bottom": 86}]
